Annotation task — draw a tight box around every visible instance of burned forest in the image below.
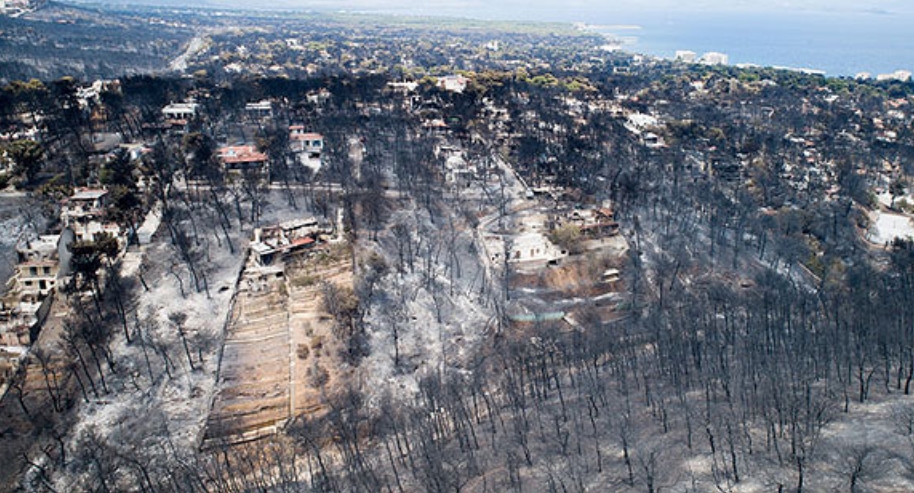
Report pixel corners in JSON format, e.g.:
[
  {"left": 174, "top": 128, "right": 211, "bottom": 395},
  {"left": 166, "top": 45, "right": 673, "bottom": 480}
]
[{"left": 2, "top": 5, "right": 914, "bottom": 493}]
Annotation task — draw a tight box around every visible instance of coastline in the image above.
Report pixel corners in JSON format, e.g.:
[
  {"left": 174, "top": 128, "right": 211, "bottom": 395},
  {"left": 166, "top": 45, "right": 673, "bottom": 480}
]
[{"left": 578, "top": 9, "right": 914, "bottom": 78}]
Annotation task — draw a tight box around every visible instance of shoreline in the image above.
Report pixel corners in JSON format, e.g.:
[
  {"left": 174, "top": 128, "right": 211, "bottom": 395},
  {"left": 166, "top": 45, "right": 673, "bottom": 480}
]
[
  {"left": 584, "top": 27, "right": 912, "bottom": 80},
  {"left": 577, "top": 10, "right": 913, "bottom": 79}
]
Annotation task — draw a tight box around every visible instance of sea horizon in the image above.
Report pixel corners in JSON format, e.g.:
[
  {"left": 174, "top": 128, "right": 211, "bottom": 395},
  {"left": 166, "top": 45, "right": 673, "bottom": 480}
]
[
  {"left": 353, "top": 5, "right": 914, "bottom": 78},
  {"left": 579, "top": 9, "right": 914, "bottom": 78}
]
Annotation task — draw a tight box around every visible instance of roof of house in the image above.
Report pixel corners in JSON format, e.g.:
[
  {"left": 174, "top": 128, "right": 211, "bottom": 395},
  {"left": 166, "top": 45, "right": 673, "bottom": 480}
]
[
  {"left": 162, "top": 102, "right": 198, "bottom": 112},
  {"left": 279, "top": 218, "right": 318, "bottom": 231},
  {"left": 71, "top": 188, "right": 108, "bottom": 201},
  {"left": 290, "top": 237, "right": 315, "bottom": 248},
  {"left": 245, "top": 100, "right": 272, "bottom": 111},
  {"left": 250, "top": 242, "right": 273, "bottom": 255},
  {"left": 290, "top": 132, "right": 323, "bottom": 141},
  {"left": 424, "top": 119, "right": 449, "bottom": 128},
  {"left": 218, "top": 145, "right": 267, "bottom": 164},
  {"left": 17, "top": 235, "right": 59, "bottom": 260}
]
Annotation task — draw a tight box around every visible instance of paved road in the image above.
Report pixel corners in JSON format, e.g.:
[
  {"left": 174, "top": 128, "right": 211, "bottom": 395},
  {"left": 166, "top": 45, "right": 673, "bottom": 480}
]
[{"left": 169, "top": 34, "right": 207, "bottom": 72}]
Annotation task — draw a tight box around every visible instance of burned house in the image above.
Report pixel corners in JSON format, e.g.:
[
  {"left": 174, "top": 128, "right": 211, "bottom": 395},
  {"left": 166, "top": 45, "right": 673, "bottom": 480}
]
[
  {"left": 10, "top": 234, "right": 60, "bottom": 302},
  {"left": 61, "top": 188, "right": 124, "bottom": 246},
  {"left": 250, "top": 218, "right": 333, "bottom": 266},
  {"left": 710, "top": 158, "right": 743, "bottom": 182},
  {"left": 568, "top": 207, "right": 619, "bottom": 237},
  {"left": 485, "top": 231, "right": 567, "bottom": 266},
  {"left": 1, "top": 234, "right": 61, "bottom": 382},
  {"left": 437, "top": 145, "right": 476, "bottom": 187}
]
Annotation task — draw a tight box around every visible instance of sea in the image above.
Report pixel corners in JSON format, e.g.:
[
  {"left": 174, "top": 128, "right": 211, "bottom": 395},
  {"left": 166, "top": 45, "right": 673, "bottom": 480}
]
[
  {"left": 584, "top": 9, "right": 914, "bottom": 78},
  {"left": 392, "top": 4, "right": 914, "bottom": 79}
]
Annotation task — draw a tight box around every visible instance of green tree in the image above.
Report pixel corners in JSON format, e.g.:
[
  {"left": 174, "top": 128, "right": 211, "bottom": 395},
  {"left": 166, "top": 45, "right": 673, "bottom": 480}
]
[
  {"left": 94, "top": 232, "right": 121, "bottom": 263},
  {"left": 108, "top": 185, "right": 143, "bottom": 245},
  {"left": 69, "top": 240, "right": 102, "bottom": 292},
  {"left": 548, "top": 223, "right": 583, "bottom": 254},
  {"left": 182, "top": 132, "right": 218, "bottom": 180},
  {"left": 5, "top": 79, "right": 49, "bottom": 123},
  {"left": 99, "top": 149, "right": 136, "bottom": 189},
  {"left": 5, "top": 139, "right": 44, "bottom": 185},
  {"left": 890, "top": 178, "right": 907, "bottom": 208}
]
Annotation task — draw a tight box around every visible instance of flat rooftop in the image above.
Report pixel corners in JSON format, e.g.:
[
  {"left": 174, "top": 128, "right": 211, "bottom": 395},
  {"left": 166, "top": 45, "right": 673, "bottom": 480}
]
[{"left": 70, "top": 189, "right": 108, "bottom": 201}]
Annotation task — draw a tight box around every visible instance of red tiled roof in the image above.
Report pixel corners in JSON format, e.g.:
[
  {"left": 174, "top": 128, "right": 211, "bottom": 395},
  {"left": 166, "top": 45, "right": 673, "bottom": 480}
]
[
  {"left": 218, "top": 145, "right": 267, "bottom": 164},
  {"left": 290, "top": 237, "right": 315, "bottom": 247},
  {"left": 290, "top": 132, "right": 323, "bottom": 141}
]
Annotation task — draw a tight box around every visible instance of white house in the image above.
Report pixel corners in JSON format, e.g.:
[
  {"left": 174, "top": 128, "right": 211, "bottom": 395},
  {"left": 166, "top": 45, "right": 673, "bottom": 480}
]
[
  {"left": 509, "top": 232, "right": 566, "bottom": 264},
  {"left": 61, "top": 188, "right": 124, "bottom": 246},
  {"left": 245, "top": 100, "right": 273, "bottom": 119},
  {"left": 307, "top": 89, "right": 332, "bottom": 105},
  {"left": 1, "top": 234, "right": 61, "bottom": 352},
  {"left": 675, "top": 50, "right": 696, "bottom": 63},
  {"left": 387, "top": 81, "right": 419, "bottom": 93},
  {"left": 61, "top": 188, "right": 108, "bottom": 225},
  {"left": 438, "top": 75, "right": 468, "bottom": 93},
  {"left": 486, "top": 232, "right": 566, "bottom": 265},
  {"left": 162, "top": 102, "right": 199, "bottom": 121},
  {"left": 10, "top": 234, "right": 60, "bottom": 302},
  {"left": 877, "top": 70, "right": 912, "bottom": 82},
  {"left": 289, "top": 126, "right": 323, "bottom": 157},
  {"left": 700, "top": 52, "right": 729, "bottom": 66}
]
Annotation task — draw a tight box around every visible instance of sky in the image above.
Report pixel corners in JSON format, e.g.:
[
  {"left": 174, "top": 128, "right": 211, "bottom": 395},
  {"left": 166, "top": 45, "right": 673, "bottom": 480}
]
[
  {"left": 203, "top": 0, "right": 911, "bottom": 17},
  {"left": 77, "top": 0, "right": 914, "bottom": 20}
]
